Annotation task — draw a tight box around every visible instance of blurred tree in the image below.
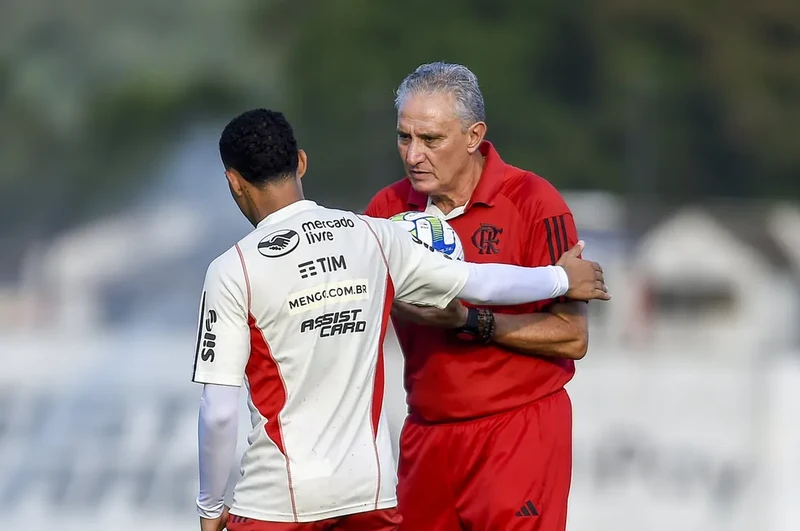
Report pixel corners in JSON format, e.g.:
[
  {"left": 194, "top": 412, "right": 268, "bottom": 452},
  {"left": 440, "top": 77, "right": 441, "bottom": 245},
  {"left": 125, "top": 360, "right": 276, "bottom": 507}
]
[
  {"left": 1, "top": 0, "right": 798, "bottom": 250},
  {"left": 601, "top": 0, "right": 800, "bottom": 198},
  {"left": 0, "top": 0, "right": 277, "bottom": 242},
  {"left": 254, "top": 0, "right": 800, "bottom": 206}
]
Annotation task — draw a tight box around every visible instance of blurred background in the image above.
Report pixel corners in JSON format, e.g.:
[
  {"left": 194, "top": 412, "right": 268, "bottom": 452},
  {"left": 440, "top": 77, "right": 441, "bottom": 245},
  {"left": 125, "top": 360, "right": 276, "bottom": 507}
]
[{"left": 2, "top": 1, "right": 800, "bottom": 530}]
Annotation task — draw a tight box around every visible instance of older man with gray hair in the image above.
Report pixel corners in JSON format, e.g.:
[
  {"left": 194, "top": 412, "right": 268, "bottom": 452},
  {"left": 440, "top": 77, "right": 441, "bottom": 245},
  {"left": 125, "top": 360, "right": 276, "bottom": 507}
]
[{"left": 366, "top": 62, "right": 592, "bottom": 531}]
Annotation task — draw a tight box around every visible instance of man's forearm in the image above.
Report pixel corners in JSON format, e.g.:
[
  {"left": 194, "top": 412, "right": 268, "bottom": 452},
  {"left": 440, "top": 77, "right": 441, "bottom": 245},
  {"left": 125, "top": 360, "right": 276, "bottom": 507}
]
[{"left": 491, "top": 302, "right": 588, "bottom": 360}]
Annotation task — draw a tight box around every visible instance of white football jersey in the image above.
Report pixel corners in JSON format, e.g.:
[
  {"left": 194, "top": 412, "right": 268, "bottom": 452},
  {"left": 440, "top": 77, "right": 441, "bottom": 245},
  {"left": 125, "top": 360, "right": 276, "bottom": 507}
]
[{"left": 192, "top": 200, "right": 468, "bottom": 523}]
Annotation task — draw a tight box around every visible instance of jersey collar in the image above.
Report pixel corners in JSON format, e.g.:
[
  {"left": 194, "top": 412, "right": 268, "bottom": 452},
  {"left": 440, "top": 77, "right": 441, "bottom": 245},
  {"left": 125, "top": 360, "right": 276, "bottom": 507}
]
[
  {"left": 256, "top": 199, "right": 318, "bottom": 228},
  {"left": 406, "top": 141, "right": 506, "bottom": 211}
]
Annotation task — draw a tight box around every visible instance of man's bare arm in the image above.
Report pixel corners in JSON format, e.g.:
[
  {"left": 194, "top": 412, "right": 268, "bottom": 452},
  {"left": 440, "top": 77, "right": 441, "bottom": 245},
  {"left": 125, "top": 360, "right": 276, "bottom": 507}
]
[{"left": 491, "top": 301, "right": 588, "bottom": 360}]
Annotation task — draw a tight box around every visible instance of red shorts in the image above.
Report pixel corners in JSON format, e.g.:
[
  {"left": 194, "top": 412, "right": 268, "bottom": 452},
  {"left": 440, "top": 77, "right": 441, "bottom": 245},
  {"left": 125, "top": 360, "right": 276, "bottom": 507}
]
[
  {"left": 226, "top": 508, "right": 401, "bottom": 531},
  {"left": 397, "top": 389, "right": 573, "bottom": 531}
]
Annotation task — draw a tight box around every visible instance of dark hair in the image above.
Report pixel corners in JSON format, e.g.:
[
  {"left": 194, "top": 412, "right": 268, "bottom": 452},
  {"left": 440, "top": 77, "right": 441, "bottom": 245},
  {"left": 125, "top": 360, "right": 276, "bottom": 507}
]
[{"left": 219, "top": 108, "right": 299, "bottom": 185}]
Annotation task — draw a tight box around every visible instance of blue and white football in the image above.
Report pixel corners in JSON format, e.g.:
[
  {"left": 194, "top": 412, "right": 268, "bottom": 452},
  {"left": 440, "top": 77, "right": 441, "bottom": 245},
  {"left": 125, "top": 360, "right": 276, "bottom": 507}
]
[{"left": 389, "top": 211, "right": 465, "bottom": 261}]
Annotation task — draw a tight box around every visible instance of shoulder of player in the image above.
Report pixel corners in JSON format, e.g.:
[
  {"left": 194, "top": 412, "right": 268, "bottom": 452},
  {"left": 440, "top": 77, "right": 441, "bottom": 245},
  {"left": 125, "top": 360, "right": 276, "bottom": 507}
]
[
  {"left": 498, "top": 168, "right": 572, "bottom": 222},
  {"left": 204, "top": 245, "right": 247, "bottom": 287},
  {"left": 365, "top": 177, "right": 411, "bottom": 216},
  {"left": 354, "top": 212, "right": 393, "bottom": 238}
]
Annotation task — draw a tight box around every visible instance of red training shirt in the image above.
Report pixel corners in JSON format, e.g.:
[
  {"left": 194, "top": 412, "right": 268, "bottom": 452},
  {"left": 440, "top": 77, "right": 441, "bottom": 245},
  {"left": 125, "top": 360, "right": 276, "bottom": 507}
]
[{"left": 365, "top": 141, "right": 580, "bottom": 423}]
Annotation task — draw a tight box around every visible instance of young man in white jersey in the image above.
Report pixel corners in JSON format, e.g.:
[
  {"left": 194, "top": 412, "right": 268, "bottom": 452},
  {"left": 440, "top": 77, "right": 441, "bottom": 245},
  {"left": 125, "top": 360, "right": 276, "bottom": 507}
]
[{"left": 193, "top": 109, "right": 609, "bottom": 531}]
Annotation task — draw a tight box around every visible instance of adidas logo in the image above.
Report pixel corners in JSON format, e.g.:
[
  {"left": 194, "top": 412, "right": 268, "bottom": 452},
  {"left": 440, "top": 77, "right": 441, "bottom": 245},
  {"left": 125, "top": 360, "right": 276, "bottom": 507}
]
[{"left": 515, "top": 500, "right": 539, "bottom": 518}]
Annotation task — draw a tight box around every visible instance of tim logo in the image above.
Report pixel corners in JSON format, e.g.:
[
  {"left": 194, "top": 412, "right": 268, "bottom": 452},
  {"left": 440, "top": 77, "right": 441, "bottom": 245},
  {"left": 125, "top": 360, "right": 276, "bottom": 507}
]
[
  {"left": 297, "top": 255, "right": 347, "bottom": 279},
  {"left": 471, "top": 224, "right": 503, "bottom": 254},
  {"left": 201, "top": 309, "right": 217, "bottom": 362}
]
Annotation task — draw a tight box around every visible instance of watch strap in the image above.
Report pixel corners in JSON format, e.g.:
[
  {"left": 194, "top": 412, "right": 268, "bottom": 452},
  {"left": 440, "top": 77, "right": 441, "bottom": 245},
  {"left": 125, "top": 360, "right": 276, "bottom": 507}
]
[{"left": 457, "top": 307, "right": 495, "bottom": 343}]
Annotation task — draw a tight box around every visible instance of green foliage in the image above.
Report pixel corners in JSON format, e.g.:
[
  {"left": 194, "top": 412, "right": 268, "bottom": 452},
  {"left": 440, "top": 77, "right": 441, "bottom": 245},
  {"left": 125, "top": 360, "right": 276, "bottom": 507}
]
[
  {"left": 0, "top": 0, "right": 273, "bottom": 232},
  {"left": 1, "top": 0, "right": 798, "bottom": 237},
  {"left": 257, "top": 0, "right": 800, "bottom": 204}
]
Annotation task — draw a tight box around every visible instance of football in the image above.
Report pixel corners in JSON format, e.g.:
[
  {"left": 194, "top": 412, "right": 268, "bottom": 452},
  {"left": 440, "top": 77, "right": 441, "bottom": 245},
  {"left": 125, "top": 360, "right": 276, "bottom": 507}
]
[{"left": 389, "top": 211, "right": 465, "bottom": 261}]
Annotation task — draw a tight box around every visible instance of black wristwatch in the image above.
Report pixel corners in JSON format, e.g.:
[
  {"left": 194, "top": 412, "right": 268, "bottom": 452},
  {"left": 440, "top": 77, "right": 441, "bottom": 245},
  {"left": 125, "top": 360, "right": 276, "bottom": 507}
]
[{"left": 455, "top": 307, "right": 496, "bottom": 343}]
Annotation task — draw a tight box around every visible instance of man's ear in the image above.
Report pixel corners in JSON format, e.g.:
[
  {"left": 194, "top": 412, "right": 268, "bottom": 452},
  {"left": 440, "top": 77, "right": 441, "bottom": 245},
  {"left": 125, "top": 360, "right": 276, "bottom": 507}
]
[
  {"left": 225, "top": 169, "right": 245, "bottom": 196},
  {"left": 466, "top": 121, "right": 487, "bottom": 154},
  {"left": 297, "top": 149, "right": 308, "bottom": 179}
]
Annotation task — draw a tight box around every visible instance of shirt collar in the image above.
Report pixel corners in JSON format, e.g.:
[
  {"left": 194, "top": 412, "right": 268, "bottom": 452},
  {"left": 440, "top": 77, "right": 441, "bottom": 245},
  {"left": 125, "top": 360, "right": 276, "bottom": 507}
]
[
  {"left": 256, "top": 199, "right": 318, "bottom": 228},
  {"left": 406, "top": 141, "right": 506, "bottom": 210}
]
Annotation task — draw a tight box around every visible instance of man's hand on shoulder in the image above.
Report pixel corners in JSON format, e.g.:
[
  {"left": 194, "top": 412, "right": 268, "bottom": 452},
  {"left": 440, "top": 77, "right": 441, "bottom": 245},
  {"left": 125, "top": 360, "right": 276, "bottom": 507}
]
[
  {"left": 392, "top": 299, "right": 468, "bottom": 329},
  {"left": 556, "top": 241, "right": 610, "bottom": 302}
]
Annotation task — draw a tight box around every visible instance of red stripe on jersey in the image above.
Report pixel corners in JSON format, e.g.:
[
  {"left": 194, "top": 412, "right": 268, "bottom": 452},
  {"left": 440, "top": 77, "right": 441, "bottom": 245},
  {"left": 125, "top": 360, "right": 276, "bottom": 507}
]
[
  {"left": 370, "top": 273, "right": 395, "bottom": 509},
  {"left": 372, "top": 276, "right": 394, "bottom": 436},
  {"left": 246, "top": 314, "right": 298, "bottom": 521},
  {"left": 359, "top": 214, "right": 394, "bottom": 506},
  {"left": 359, "top": 216, "right": 390, "bottom": 270},
  {"left": 235, "top": 244, "right": 252, "bottom": 310}
]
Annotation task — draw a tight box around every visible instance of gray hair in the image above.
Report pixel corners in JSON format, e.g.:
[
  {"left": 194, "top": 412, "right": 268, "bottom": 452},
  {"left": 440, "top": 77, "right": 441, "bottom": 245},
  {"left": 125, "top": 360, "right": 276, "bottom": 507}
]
[{"left": 394, "top": 62, "right": 486, "bottom": 128}]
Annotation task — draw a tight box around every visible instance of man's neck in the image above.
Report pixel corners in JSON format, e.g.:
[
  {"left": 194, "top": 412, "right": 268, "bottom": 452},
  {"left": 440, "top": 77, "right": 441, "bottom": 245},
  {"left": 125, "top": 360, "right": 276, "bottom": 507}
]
[
  {"left": 430, "top": 152, "right": 485, "bottom": 215},
  {"left": 251, "top": 181, "right": 305, "bottom": 226}
]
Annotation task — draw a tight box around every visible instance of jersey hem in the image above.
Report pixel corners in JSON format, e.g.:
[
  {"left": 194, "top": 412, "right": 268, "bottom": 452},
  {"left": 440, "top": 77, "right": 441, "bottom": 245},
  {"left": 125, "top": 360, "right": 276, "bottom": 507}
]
[
  {"left": 408, "top": 387, "right": 571, "bottom": 425},
  {"left": 230, "top": 498, "right": 397, "bottom": 523},
  {"left": 394, "top": 262, "right": 468, "bottom": 310},
  {"left": 192, "top": 373, "right": 244, "bottom": 387},
  {"left": 441, "top": 264, "right": 469, "bottom": 307}
]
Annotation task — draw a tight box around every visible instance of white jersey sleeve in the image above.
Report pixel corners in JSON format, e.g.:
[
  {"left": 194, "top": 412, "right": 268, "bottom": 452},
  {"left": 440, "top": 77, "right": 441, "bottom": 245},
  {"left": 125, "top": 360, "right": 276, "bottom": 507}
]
[
  {"left": 360, "top": 215, "right": 571, "bottom": 308},
  {"left": 192, "top": 247, "right": 251, "bottom": 387},
  {"left": 360, "top": 216, "right": 470, "bottom": 308}
]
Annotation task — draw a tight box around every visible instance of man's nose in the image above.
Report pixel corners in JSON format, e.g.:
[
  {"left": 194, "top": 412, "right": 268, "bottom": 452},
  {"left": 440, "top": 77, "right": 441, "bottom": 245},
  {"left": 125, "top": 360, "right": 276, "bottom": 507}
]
[{"left": 405, "top": 141, "right": 426, "bottom": 165}]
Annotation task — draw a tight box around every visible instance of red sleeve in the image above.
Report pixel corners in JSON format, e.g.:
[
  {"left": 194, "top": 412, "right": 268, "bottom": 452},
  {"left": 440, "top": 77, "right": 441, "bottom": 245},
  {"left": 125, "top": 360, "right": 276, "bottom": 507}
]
[
  {"left": 528, "top": 213, "right": 579, "bottom": 306},
  {"left": 529, "top": 213, "right": 579, "bottom": 267},
  {"left": 520, "top": 178, "right": 579, "bottom": 305}
]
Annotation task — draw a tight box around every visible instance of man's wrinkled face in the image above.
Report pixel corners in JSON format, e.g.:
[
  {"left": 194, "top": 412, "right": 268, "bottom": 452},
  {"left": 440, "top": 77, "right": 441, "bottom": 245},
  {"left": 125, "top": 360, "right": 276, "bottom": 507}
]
[{"left": 396, "top": 92, "right": 473, "bottom": 197}]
